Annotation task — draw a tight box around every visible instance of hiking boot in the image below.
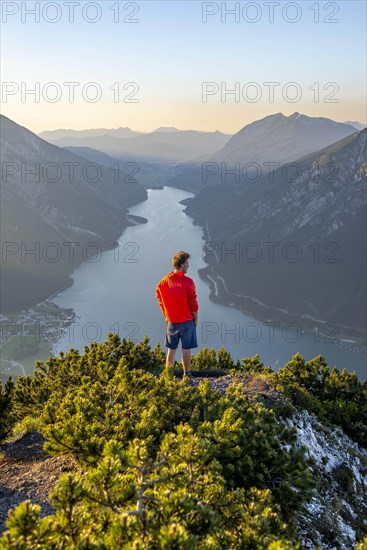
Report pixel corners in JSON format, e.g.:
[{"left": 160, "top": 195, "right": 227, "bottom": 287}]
[{"left": 182, "top": 371, "right": 193, "bottom": 382}]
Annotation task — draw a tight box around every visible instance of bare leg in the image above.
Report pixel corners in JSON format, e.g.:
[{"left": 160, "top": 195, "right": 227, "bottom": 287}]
[
  {"left": 182, "top": 349, "right": 191, "bottom": 374},
  {"left": 166, "top": 348, "right": 177, "bottom": 368}
]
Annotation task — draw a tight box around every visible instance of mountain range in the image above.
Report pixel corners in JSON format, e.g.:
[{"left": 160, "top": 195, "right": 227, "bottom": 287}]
[
  {"left": 181, "top": 127, "right": 367, "bottom": 343},
  {"left": 168, "top": 113, "right": 359, "bottom": 192},
  {"left": 210, "top": 112, "right": 357, "bottom": 165},
  {"left": 2, "top": 112, "right": 366, "bottom": 344},
  {"left": 0, "top": 115, "right": 147, "bottom": 312},
  {"left": 39, "top": 127, "right": 144, "bottom": 141},
  {"left": 39, "top": 128, "right": 231, "bottom": 164},
  {"left": 344, "top": 121, "right": 367, "bottom": 131}
]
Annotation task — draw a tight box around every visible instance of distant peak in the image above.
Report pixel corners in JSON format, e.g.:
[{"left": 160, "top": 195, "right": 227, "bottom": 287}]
[
  {"left": 153, "top": 126, "right": 180, "bottom": 133},
  {"left": 289, "top": 112, "right": 303, "bottom": 120}
]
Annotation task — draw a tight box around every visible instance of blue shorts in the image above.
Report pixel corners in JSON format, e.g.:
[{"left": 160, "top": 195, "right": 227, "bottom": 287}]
[{"left": 165, "top": 319, "right": 198, "bottom": 350}]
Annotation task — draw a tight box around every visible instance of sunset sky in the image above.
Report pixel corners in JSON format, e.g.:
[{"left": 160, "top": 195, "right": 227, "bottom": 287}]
[{"left": 1, "top": 0, "right": 366, "bottom": 134}]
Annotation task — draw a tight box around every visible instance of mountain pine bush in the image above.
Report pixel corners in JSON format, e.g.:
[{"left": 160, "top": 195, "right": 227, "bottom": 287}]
[
  {"left": 0, "top": 378, "right": 14, "bottom": 441},
  {"left": 1, "top": 334, "right": 366, "bottom": 547},
  {"left": 277, "top": 353, "right": 367, "bottom": 448},
  {"left": 0, "top": 430, "right": 297, "bottom": 548}
]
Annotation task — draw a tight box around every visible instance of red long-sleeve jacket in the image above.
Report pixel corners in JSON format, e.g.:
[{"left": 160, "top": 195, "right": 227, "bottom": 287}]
[{"left": 156, "top": 271, "right": 198, "bottom": 323}]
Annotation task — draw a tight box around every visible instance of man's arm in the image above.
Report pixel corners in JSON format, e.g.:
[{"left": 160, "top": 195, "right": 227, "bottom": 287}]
[
  {"left": 155, "top": 285, "right": 167, "bottom": 320},
  {"left": 187, "top": 281, "right": 198, "bottom": 325}
]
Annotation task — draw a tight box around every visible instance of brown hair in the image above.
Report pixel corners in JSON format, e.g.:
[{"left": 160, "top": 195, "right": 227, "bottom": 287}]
[{"left": 172, "top": 251, "right": 190, "bottom": 270}]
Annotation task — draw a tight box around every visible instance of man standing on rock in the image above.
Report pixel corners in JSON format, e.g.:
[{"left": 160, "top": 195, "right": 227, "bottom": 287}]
[{"left": 156, "top": 251, "right": 198, "bottom": 378}]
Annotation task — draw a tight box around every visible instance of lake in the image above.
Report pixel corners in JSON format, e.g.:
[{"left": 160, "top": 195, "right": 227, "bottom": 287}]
[{"left": 51, "top": 186, "right": 367, "bottom": 380}]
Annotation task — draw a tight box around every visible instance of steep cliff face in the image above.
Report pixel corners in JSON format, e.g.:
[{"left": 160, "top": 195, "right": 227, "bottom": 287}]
[
  {"left": 217, "top": 130, "right": 366, "bottom": 243},
  {"left": 182, "top": 130, "right": 367, "bottom": 343},
  {"left": 0, "top": 115, "right": 148, "bottom": 312},
  {"left": 288, "top": 410, "right": 367, "bottom": 549}
]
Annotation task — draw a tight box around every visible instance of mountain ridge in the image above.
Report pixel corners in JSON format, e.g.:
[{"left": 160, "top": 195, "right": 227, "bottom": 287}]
[
  {"left": 182, "top": 128, "right": 367, "bottom": 344},
  {"left": 0, "top": 115, "right": 148, "bottom": 313},
  {"left": 39, "top": 127, "right": 232, "bottom": 163},
  {"left": 209, "top": 112, "right": 357, "bottom": 166},
  {"left": 166, "top": 112, "right": 359, "bottom": 193}
]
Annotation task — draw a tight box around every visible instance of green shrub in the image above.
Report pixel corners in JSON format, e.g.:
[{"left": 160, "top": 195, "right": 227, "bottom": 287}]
[
  {"left": 332, "top": 463, "right": 355, "bottom": 497},
  {"left": 1, "top": 336, "right": 322, "bottom": 547},
  {"left": 0, "top": 378, "right": 15, "bottom": 442},
  {"left": 356, "top": 535, "right": 367, "bottom": 549},
  {"left": 40, "top": 360, "right": 205, "bottom": 467},
  {"left": 232, "top": 353, "right": 274, "bottom": 375},
  {"left": 190, "top": 346, "right": 236, "bottom": 371},
  {"left": 277, "top": 353, "right": 367, "bottom": 448},
  {"left": 0, "top": 426, "right": 300, "bottom": 549},
  {"left": 12, "top": 334, "right": 165, "bottom": 421}
]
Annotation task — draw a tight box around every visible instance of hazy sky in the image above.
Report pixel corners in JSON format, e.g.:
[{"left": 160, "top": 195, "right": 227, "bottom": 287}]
[{"left": 1, "top": 0, "right": 366, "bottom": 133}]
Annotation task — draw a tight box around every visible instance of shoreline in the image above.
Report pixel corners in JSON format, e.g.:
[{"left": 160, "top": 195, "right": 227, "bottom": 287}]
[
  {"left": 2, "top": 212, "right": 149, "bottom": 319},
  {"left": 183, "top": 207, "right": 367, "bottom": 352},
  {"left": 0, "top": 213, "right": 150, "bottom": 365}
]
